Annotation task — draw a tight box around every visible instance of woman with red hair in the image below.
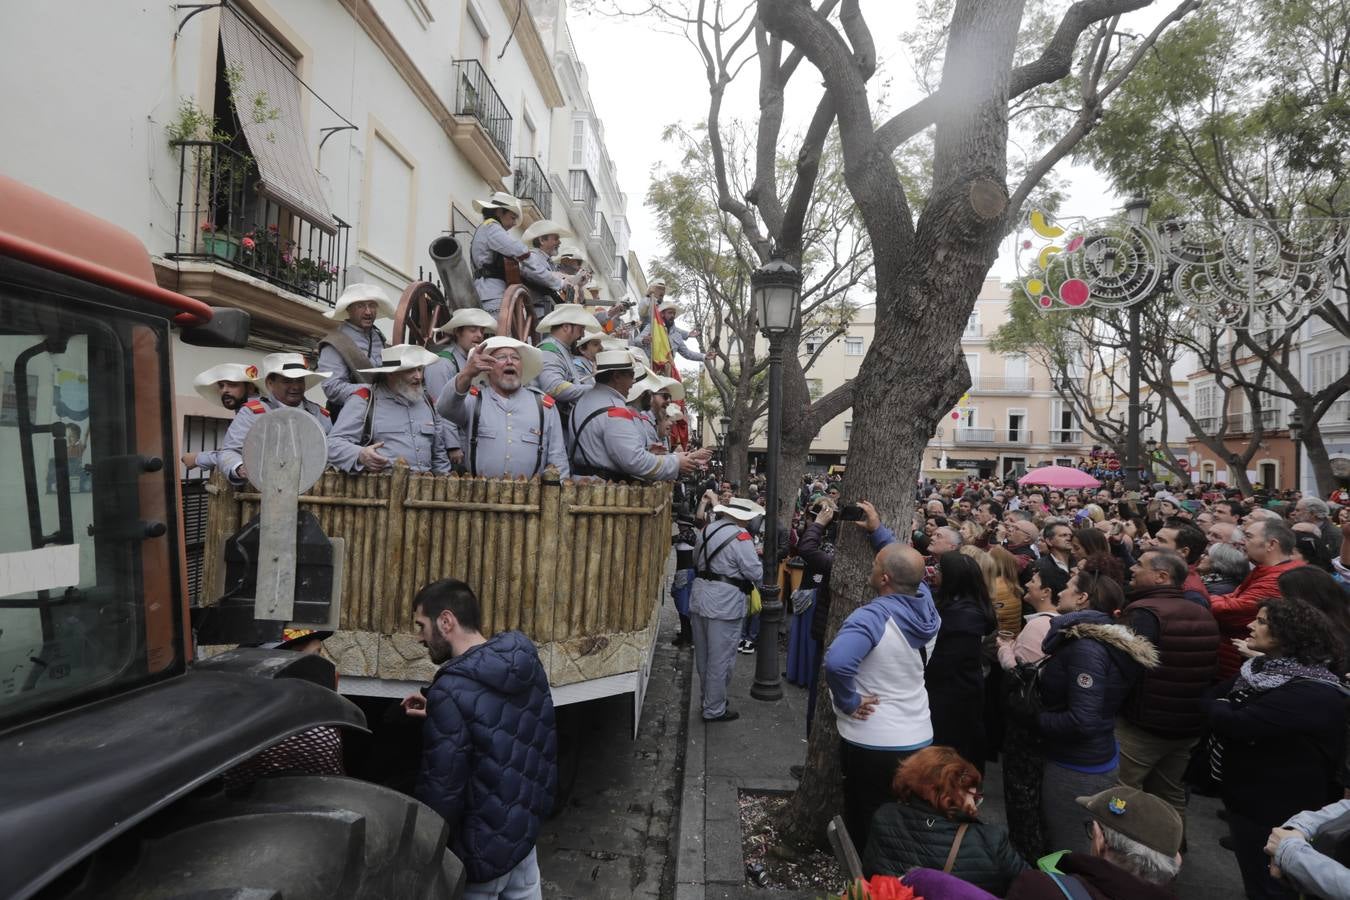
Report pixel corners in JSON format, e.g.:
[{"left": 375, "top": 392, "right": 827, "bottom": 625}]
[{"left": 862, "top": 746, "right": 1028, "bottom": 894}]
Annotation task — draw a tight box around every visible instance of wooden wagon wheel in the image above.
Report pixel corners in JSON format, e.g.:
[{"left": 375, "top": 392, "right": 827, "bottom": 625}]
[
  {"left": 392, "top": 281, "right": 450, "bottom": 348},
  {"left": 496, "top": 284, "right": 537, "bottom": 343}
]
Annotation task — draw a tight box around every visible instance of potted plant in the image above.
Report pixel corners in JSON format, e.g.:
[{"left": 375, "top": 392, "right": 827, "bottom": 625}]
[{"left": 199, "top": 221, "right": 239, "bottom": 262}]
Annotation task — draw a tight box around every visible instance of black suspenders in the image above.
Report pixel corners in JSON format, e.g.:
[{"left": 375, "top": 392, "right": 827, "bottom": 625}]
[{"left": 469, "top": 391, "right": 547, "bottom": 476}]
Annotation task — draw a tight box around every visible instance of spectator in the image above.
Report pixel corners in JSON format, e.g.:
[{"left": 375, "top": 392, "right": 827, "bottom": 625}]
[
  {"left": 1201, "top": 597, "right": 1347, "bottom": 899},
  {"left": 1035, "top": 571, "right": 1157, "bottom": 854},
  {"left": 863, "top": 746, "right": 1027, "bottom": 894},
  {"left": 1211, "top": 518, "right": 1306, "bottom": 681},
  {"left": 825, "top": 536, "right": 940, "bottom": 853},
  {"left": 1117, "top": 549, "right": 1220, "bottom": 826},
  {"left": 403, "top": 578, "right": 556, "bottom": 898},
  {"left": 1200, "top": 541, "right": 1249, "bottom": 597},
  {"left": 988, "top": 545, "right": 1025, "bottom": 637},
  {"left": 1266, "top": 798, "right": 1350, "bottom": 899},
  {"left": 1005, "top": 786, "right": 1183, "bottom": 899},
  {"left": 1037, "top": 521, "right": 1075, "bottom": 581},
  {"left": 1277, "top": 566, "right": 1350, "bottom": 673},
  {"left": 1294, "top": 497, "right": 1341, "bottom": 561},
  {"left": 1214, "top": 499, "right": 1247, "bottom": 525},
  {"left": 928, "top": 552, "right": 998, "bottom": 771},
  {"left": 1152, "top": 523, "right": 1213, "bottom": 607},
  {"left": 797, "top": 497, "right": 846, "bottom": 732}
]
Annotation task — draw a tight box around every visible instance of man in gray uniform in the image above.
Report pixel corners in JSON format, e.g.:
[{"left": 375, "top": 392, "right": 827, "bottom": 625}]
[
  {"left": 638, "top": 299, "right": 717, "bottom": 365},
  {"left": 519, "top": 219, "right": 571, "bottom": 320},
  {"left": 425, "top": 307, "right": 497, "bottom": 467},
  {"left": 470, "top": 192, "right": 528, "bottom": 316},
  {"left": 182, "top": 362, "right": 259, "bottom": 473},
  {"left": 535, "top": 304, "right": 601, "bottom": 419},
  {"left": 690, "top": 498, "right": 765, "bottom": 722},
  {"left": 218, "top": 353, "right": 333, "bottom": 486},
  {"left": 568, "top": 350, "right": 711, "bottom": 481},
  {"left": 327, "top": 344, "right": 450, "bottom": 474},
  {"left": 317, "top": 283, "right": 395, "bottom": 407},
  {"left": 437, "top": 337, "right": 569, "bottom": 479}
]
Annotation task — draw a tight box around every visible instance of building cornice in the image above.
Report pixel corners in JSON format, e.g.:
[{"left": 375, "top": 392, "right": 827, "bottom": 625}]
[{"left": 496, "top": 0, "right": 565, "bottom": 108}]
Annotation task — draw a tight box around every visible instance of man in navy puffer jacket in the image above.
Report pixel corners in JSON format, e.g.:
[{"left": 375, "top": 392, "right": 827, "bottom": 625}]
[{"left": 404, "top": 578, "right": 557, "bottom": 898}]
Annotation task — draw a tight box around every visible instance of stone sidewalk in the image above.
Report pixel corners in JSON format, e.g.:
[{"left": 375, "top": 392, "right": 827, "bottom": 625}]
[{"left": 673, "top": 623, "right": 1247, "bottom": 900}]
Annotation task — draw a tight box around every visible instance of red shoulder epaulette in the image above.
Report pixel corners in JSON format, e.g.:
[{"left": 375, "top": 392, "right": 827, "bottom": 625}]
[
  {"left": 469, "top": 386, "right": 480, "bottom": 397},
  {"left": 607, "top": 407, "right": 636, "bottom": 420},
  {"left": 244, "top": 400, "right": 267, "bottom": 414},
  {"left": 542, "top": 395, "right": 555, "bottom": 408},
  {"left": 354, "top": 387, "right": 372, "bottom": 401},
  {"left": 319, "top": 406, "right": 330, "bottom": 418},
  {"left": 737, "top": 531, "right": 753, "bottom": 541}
]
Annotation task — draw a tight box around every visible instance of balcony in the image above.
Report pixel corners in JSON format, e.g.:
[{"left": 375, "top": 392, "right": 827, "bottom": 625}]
[
  {"left": 1050, "top": 429, "right": 1084, "bottom": 445},
  {"left": 1323, "top": 398, "right": 1350, "bottom": 429},
  {"left": 950, "top": 428, "right": 1034, "bottom": 445},
  {"left": 451, "top": 59, "right": 512, "bottom": 181},
  {"left": 167, "top": 140, "right": 349, "bottom": 307},
  {"left": 595, "top": 213, "right": 617, "bottom": 267},
  {"left": 1225, "top": 409, "right": 1280, "bottom": 434},
  {"left": 512, "top": 156, "right": 552, "bottom": 225},
  {"left": 970, "top": 375, "right": 1036, "bottom": 393},
  {"left": 952, "top": 427, "right": 995, "bottom": 443},
  {"left": 568, "top": 169, "right": 598, "bottom": 232},
  {"left": 615, "top": 254, "right": 629, "bottom": 284}
]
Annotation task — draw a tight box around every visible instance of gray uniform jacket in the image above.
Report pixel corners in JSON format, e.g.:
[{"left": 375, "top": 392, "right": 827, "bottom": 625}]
[
  {"left": 521, "top": 248, "right": 564, "bottom": 315},
  {"left": 219, "top": 397, "right": 332, "bottom": 485},
  {"left": 437, "top": 383, "right": 569, "bottom": 479},
  {"left": 424, "top": 346, "right": 469, "bottom": 451},
  {"left": 194, "top": 449, "right": 220, "bottom": 472},
  {"left": 535, "top": 337, "right": 590, "bottom": 407},
  {"left": 633, "top": 408, "right": 658, "bottom": 446},
  {"left": 327, "top": 385, "right": 450, "bottom": 473},
  {"left": 568, "top": 385, "right": 679, "bottom": 481},
  {"left": 471, "top": 220, "right": 529, "bottom": 313},
  {"left": 637, "top": 321, "right": 705, "bottom": 362},
  {"left": 318, "top": 321, "right": 386, "bottom": 406},
  {"left": 690, "top": 519, "right": 762, "bottom": 620}
]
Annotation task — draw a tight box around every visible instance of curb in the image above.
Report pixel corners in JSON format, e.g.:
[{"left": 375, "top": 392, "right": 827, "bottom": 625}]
[{"left": 674, "top": 645, "right": 706, "bottom": 900}]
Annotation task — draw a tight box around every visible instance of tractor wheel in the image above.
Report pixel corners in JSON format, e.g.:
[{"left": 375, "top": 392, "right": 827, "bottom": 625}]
[{"left": 50, "top": 776, "right": 464, "bottom": 900}]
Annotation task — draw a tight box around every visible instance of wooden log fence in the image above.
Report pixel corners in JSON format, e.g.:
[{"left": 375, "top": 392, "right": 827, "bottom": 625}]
[{"left": 200, "top": 467, "right": 673, "bottom": 652}]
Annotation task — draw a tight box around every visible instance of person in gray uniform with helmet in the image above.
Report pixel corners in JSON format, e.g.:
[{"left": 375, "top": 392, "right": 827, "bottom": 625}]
[
  {"left": 690, "top": 498, "right": 765, "bottom": 723},
  {"left": 218, "top": 353, "right": 333, "bottom": 486},
  {"left": 437, "top": 336, "right": 569, "bottom": 480},
  {"left": 317, "top": 283, "right": 395, "bottom": 408},
  {"left": 567, "top": 349, "right": 711, "bottom": 481},
  {"left": 327, "top": 344, "right": 450, "bottom": 474}
]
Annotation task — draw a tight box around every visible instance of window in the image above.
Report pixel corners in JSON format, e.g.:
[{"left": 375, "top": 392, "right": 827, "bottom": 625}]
[
  {"left": 804, "top": 337, "right": 821, "bottom": 355},
  {"left": 964, "top": 310, "right": 981, "bottom": 337},
  {"left": 1004, "top": 354, "right": 1028, "bottom": 391},
  {"left": 844, "top": 337, "right": 863, "bottom": 356},
  {"left": 843, "top": 421, "right": 853, "bottom": 441},
  {"left": 461, "top": 3, "right": 490, "bottom": 65},
  {"left": 964, "top": 353, "right": 980, "bottom": 381},
  {"left": 806, "top": 379, "right": 823, "bottom": 401},
  {"left": 1007, "top": 410, "right": 1026, "bottom": 442},
  {"left": 571, "top": 119, "right": 586, "bottom": 166},
  {"left": 1310, "top": 348, "right": 1349, "bottom": 423},
  {"left": 522, "top": 109, "right": 538, "bottom": 157},
  {"left": 363, "top": 129, "right": 416, "bottom": 273},
  {"left": 1193, "top": 382, "right": 1217, "bottom": 430},
  {"left": 1055, "top": 457, "right": 1074, "bottom": 466}
]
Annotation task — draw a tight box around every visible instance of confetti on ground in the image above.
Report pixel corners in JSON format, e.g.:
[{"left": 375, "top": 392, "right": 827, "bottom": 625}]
[{"left": 739, "top": 790, "right": 847, "bottom": 892}]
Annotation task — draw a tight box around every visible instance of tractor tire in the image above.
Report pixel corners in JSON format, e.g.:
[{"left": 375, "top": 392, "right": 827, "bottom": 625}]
[{"left": 50, "top": 776, "right": 464, "bottom": 900}]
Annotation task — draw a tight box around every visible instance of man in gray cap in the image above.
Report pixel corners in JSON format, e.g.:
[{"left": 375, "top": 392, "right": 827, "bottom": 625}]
[
  {"left": 218, "top": 354, "right": 333, "bottom": 486},
  {"left": 437, "top": 337, "right": 569, "bottom": 479},
  {"left": 317, "top": 283, "right": 396, "bottom": 409},
  {"left": 327, "top": 344, "right": 451, "bottom": 474},
  {"left": 690, "top": 498, "right": 765, "bottom": 723},
  {"left": 568, "top": 349, "right": 711, "bottom": 481}
]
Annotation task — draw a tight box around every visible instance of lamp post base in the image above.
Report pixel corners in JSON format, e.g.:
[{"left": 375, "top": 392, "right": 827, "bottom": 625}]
[{"left": 750, "top": 584, "right": 784, "bottom": 701}]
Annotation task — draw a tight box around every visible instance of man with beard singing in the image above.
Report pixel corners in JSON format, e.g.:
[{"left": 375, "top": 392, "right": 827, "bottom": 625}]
[{"left": 326, "top": 344, "right": 452, "bottom": 474}]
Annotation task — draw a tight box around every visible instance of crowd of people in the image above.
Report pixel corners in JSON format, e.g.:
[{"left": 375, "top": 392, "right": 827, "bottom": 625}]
[{"left": 680, "top": 469, "right": 1350, "bottom": 899}]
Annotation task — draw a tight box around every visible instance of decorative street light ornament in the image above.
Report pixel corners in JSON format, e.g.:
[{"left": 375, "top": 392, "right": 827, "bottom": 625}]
[
  {"left": 751, "top": 255, "right": 802, "bottom": 336},
  {"left": 1017, "top": 208, "right": 1350, "bottom": 328}
]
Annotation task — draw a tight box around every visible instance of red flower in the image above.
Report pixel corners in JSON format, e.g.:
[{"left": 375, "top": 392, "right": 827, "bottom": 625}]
[
  {"left": 838, "top": 876, "right": 920, "bottom": 900},
  {"left": 267, "top": 223, "right": 279, "bottom": 233},
  {"left": 241, "top": 236, "right": 256, "bottom": 250},
  {"left": 200, "top": 221, "right": 215, "bottom": 233}
]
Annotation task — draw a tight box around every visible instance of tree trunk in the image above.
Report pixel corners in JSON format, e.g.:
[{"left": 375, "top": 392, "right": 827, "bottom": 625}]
[
  {"left": 724, "top": 423, "right": 751, "bottom": 488},
  {"left": 1300, "top": 419, "right": 1336, "bottom": 497}
]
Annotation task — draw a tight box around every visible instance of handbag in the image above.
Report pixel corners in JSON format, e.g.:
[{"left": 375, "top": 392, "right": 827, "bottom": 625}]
[
  {"left": 790, "top": 587, "right": 817, "bottom": 617},
  {"left": 1004, "top": 659, "right": 1045, "bottom": 727},
  {"left": 748, "top": 587, "right": 762, "bottom": 617}
]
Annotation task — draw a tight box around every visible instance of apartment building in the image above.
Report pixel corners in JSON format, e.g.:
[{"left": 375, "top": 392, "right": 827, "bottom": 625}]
[{"left": 741, "top": 278, "right": 1092, "bottom": 475}]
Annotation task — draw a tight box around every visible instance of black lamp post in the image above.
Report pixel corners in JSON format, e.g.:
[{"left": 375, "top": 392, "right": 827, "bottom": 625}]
[
  {"left": 1288, "top": 409, "right": 1303, "bottom": 494},
  {"left": 749, "top": 254, "right": 800, "bottom": 702},
  {"left": 1145, "top": 437, "right": 1158, "bottom": 484},
  {"left": 1122, "top": 195, "right": 1152, "bottom": 492}
]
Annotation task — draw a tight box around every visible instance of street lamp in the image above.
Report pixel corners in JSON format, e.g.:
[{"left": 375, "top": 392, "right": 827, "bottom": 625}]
[
  {"left": 749, "top": 254, "right": 800, "bottom": 702},
  {"left": 1122, "top": 195, "right": 1152, "bottom": 492},
  {"left": 1288, "top": 409, "right": 1303, "bottom": 494},
  {"left": 1145, "top": 437, "right": 1158, "bottom": 483},
  {"left": 719, "top": 415, "right": 731, "bottom": 446}
]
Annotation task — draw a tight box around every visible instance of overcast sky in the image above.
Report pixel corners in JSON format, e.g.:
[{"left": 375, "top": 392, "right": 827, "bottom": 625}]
[{"left": 567, "top": 2, "right": 1171, "bottom": 281}]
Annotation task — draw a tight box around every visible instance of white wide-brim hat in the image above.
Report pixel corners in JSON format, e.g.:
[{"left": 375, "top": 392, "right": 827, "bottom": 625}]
[
  {"left": 521, "top": 219, "right": 573, "bottom": 243},
  {"left": 255, "top": 352, "right": 331, "bottom": 391},
  {"left": 575, "top": 329, "right": 607, "bottom": 350},
  {"left": 657, "top": 299, "right": 681, "bottom": 314},
  {"left": 475, "top": 336, "right": 544, "bottom": 385},
  {"left": 594, "top": 349, "right": 642, "bottom": 376},
  {"left": 625, "top": 374, "right": 663, "bottom": 403},
  {"left": 628, "top": 347, "right": 651, "bottom": 372},
  {"left": 649, "top": 278, "right": 668, "bottom": 289},
  {"left": 357, "top": 344, "right": 440, "bottom": 375},
  {"left": 327, "top": 282, "right": 397, "bottom": 320},
  {"left": 601, "top": 338, "right": 630, "bottom": 352},
  {"left": 655, "top": 375, "right": 685, "bottom": 402},
  {"left": 713, "top": 498, "right": 766, "bottom": 521},
  {"left": 666, "top": 407, "right": 685, "bottom": 422},
  {"left": 472, "top": 191, "right": 523, "bottom": 217},
  {"left": 536, "top": 304, "right": 601, "bottom": 333},
  {"left": 433, "top": 307, "right": 498, "bottom": 339},
  {"left": 193, "top": 363, "right": 259, "bottom": 403},
  {"left": 553, "top": 244, "right": 584, "bottom": 263}
]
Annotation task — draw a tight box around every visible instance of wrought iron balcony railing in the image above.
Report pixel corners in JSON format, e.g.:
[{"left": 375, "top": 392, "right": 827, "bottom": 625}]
[
  {"left": 453, "top": 59, "right": 512, "bottom": 162},
  {"left": 513, "top": 156, "right": 552, "bottom": 219},
  {"left": 168, "top": 140, "right": 349, "bottom": 306}
]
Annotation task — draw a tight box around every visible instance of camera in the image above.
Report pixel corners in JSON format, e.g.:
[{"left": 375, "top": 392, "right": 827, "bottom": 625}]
[{"left": 839, "top": 504, "right": 866, "bottom": 522}]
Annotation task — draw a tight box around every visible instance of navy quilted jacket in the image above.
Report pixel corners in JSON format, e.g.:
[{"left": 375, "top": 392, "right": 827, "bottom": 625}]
[{"left": 415, "top": 630, "right": 557, "bottom": 882}]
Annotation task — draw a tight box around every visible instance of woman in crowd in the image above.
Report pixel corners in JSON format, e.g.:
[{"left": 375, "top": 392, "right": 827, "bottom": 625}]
[
  {"left": 863, "top": 746, "right": 1027, "bottom": 895},
  {"left": 1202, "top": 541, "right": 1251, "bottom": 597},
  {"left": 796, "top": 497, "right": 837, "bottom": 732},
  {"left": 988, "top": 546, "right": 1025, "bottom": 638},
  {"left": 1034, "top": 570, "right": 1157, "bottom": 855},
  {"left": 1072, "top": 527, "right": 1126, "bottom": 584},
  {"left": 1276, "top": 566, "right": 1350, "bottom": 673},
  {"left": 1203, "top": 598, "right": 1347, "bottom": 900},
  {"left": 928, "top": 552, "right": 998, "bottom": 771}
]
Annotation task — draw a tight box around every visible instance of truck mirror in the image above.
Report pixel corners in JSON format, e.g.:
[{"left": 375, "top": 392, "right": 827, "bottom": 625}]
[{"left": 180, "top": 308, "right": 250, "bottom": 348}]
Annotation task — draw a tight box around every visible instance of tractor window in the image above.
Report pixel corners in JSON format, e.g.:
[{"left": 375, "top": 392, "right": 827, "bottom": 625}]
[{"left": 0, "top": 280, "right": 184, "bottom": 728}]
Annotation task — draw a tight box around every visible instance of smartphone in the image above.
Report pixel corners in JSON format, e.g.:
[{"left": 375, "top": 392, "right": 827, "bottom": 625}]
[{"left": 839, "top": 504, "right": 866, "bottom": 522}]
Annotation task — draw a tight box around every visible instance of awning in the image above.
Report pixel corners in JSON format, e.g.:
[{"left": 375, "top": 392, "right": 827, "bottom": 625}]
[{"left": 219, "top": 10, "right": 338, "bottom": 233}]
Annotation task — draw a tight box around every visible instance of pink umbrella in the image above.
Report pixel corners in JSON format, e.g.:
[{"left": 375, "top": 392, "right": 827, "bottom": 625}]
[{"left": 1018, "top": 465, "right": 1101, "bottom": 489}]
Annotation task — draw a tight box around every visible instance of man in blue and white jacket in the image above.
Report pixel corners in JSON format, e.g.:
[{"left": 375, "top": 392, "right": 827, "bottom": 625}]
[{"left": 825, "top": 515, "right": 941, "bottom": 854}]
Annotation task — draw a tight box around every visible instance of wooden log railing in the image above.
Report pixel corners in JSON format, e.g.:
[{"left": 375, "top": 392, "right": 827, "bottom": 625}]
[{"left": 200, "top": 467, "right": 672, "bottom": 655}]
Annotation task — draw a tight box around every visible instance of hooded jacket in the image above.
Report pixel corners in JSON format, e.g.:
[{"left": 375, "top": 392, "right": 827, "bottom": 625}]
[
  {"left": 416, "top": 631, "right": 558, "bottom": 883},
  {"left": 1038, "top": 611, "right": 1159, "bottom": 768}
]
